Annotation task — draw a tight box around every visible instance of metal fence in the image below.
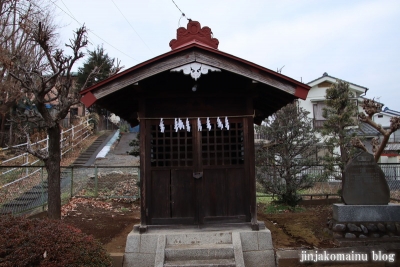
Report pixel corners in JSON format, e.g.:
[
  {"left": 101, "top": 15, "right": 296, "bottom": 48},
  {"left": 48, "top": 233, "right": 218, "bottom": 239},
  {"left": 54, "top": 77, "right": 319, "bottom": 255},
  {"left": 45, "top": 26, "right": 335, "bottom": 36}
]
[
  {"left": 0, "top": 118, "right": 92, "bottom": 167},
  {"left": 259, "top": 163, "right": 400, "bottom": 200},
  {"left": 0, "top": 166, "right": 139, "bottom": 216},
  {"left": 1, "top": 163, "right": 399, "bottom": 216}
]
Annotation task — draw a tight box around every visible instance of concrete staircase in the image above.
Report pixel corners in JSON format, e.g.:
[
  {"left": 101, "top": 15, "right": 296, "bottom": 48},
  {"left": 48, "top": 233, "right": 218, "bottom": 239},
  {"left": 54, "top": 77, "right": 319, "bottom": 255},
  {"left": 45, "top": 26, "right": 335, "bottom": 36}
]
[
  {"left": 0, "top": 180, "right": 48, "bottom": 215},
  {"left": 72, "top": 131, "right": 114, "bottom": 166},
  {"left": 159, "top": 232, "right": 244, "bottom": 267}
]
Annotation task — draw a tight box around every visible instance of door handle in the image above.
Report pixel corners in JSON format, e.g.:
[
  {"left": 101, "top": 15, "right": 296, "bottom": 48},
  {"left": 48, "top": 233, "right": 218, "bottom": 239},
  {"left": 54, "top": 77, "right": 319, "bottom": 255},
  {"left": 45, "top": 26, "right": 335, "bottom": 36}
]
[{"left": 193, "top": 172, "right": 203, "bottom": 179}]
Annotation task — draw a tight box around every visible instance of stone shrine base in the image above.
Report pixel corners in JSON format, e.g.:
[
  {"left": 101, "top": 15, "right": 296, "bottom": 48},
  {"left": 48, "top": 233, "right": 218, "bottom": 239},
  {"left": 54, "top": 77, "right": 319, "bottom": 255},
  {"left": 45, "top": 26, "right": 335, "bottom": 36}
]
[{"left": 123, "top": 222, "right": 275, "bottom": 267}]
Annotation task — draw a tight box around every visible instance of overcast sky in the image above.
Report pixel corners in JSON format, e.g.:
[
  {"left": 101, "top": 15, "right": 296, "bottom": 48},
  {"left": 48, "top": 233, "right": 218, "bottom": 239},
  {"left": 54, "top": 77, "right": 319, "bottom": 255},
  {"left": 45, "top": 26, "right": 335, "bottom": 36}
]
[{"left": 54, "top": 0, "right": 400, "bottom": 111}]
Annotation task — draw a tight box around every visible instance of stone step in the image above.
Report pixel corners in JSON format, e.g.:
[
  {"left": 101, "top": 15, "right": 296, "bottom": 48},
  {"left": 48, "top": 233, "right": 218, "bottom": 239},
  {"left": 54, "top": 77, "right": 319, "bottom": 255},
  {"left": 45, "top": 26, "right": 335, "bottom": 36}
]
[
  {"left": 166, "top": 232, "right": 232, "bottom": 246},
  {"left": 25, "top": 190, "right": 46, "bottom": 195},
  {"left": 32, "top": 184, "right": 47, "bottom": 189},
  {"left": 165, "top": 243, "right": 234, "bottom": 261},
  {"left": 15, "top": 195, "right": 38, "bottom": 201},
  {"left": 2, "top": 200, "right": 31, "bottom": 207},
  {"left": 72, "top": 131, "right": 115, "bottom": 166},
  {"left": 164, "top": 258, "right": 236, "bottom": 267}
]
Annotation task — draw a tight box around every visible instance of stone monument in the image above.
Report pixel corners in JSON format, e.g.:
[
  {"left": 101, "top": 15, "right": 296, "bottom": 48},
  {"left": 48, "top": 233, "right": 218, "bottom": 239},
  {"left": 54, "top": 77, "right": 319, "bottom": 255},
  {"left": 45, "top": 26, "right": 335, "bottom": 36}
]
[
  {"left": 342, "top": 151, "right": 389, "bottom": 205},
  {"left": 331, "top": 151, "right": 400, "bottom": 241}
]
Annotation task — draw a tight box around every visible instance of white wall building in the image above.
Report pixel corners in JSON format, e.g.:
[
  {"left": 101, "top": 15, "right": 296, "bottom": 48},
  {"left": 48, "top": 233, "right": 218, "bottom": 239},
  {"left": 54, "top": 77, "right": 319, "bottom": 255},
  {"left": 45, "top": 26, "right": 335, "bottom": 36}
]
[
  {"left": 297, "top": 72, "right": 400, "bottom": 163},
  {"left": 297, "top": 72, "right": 380, "bottom": 161},
  {"left": 256, "top": 72, "right": 399, "bottom": 163},
  {"left": 299, "top": 72, "right": 368, "bottom": 128}
]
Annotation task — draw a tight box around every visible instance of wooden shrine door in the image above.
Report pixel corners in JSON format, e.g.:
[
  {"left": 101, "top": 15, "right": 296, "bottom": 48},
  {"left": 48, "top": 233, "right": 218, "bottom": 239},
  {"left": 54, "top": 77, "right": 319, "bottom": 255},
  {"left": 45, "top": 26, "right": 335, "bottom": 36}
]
[{"left": 147, "top": 118, "right": 249, "bottom": 225}]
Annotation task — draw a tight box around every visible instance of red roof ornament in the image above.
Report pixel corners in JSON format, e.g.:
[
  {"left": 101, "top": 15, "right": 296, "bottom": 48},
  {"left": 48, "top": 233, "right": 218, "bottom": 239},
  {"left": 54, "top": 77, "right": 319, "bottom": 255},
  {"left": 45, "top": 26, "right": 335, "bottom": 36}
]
[{"left": 169, "top": 20, "right": 219, "bottom": 50}]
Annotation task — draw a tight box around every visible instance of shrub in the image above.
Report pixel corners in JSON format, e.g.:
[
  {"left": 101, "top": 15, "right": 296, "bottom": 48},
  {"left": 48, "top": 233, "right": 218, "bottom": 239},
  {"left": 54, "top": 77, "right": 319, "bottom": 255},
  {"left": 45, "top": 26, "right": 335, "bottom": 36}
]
[
  {"left": 127, "top": 133, "right": 140, "bottom": 157},
  {"left": 0, "top": 216, "right": 112, "bottom": 267}
]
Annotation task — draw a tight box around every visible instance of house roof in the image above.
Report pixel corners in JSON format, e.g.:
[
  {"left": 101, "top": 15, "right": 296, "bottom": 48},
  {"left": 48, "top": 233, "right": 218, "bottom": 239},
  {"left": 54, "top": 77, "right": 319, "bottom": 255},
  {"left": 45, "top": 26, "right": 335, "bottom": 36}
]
[
  {"left": 349, "top": 122, "right": 380, "bottom": 137},
  {"left": 307, "top": 72, "right": 368, "bottom": 95},
  {"left": 382, "top": 107, "right": 400, "bottom": 116},
  {"left": 360, "top": 96, "right": 384, "bottom": 106},
  {"left": 385, "top": 143, "right": 400, "bottom": 151},
  {"left": 80, "top": 21, "right": 311, "bottom": 125}
]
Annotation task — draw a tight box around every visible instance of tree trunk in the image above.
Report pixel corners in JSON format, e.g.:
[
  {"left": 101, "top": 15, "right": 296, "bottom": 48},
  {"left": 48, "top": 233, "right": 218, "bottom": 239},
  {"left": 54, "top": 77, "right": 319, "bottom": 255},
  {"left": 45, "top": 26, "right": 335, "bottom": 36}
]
[
  {"left": 0, "top": 114, "right": 5, "bottom": 146},
  {"left": 44, "top": 123, "right": 61, "bottom": 219},
  {"left": 9, "top": 120, "right": 13, "bottom": 146}
]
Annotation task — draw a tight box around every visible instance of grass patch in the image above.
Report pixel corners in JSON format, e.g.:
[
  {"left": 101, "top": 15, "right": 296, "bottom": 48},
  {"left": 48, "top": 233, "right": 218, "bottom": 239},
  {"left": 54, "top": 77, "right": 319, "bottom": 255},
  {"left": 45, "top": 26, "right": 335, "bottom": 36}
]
[
  {"left": 264, "top": 203, "right": 306, "bottom": 214},
  {"left": 256, "top": 192, "right": 274, "bottom": 204},
  {"left": 257, "top": 196, "right": 273, "bottom": 204}
]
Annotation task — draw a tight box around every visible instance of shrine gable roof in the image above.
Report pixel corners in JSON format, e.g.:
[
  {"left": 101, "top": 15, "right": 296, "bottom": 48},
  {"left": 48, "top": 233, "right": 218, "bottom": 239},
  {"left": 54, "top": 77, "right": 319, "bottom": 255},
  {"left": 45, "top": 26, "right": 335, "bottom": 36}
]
[{"left": 80, "top": 21, "right": 310, "bottom": 125}]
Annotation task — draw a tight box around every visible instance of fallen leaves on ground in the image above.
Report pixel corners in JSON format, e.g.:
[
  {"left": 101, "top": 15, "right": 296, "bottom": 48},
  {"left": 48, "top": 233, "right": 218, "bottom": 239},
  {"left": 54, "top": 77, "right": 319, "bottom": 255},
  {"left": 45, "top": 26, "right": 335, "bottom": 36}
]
[{"left": 61, "top": 197, "right": 113, "bottom": 218}]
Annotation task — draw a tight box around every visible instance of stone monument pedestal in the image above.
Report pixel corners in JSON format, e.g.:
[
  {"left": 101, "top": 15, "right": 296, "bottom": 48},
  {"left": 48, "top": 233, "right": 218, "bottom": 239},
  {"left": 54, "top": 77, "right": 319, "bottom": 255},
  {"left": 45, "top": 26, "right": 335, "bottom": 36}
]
[
  {"left": 329, "top": 152, "right": 400, "bottom": 243},
  {"left": 330, "top": 204, "right": 400, "bottom": 242},
  {"left": 333, "top": 203, "right": 400, "bottom": 222}
]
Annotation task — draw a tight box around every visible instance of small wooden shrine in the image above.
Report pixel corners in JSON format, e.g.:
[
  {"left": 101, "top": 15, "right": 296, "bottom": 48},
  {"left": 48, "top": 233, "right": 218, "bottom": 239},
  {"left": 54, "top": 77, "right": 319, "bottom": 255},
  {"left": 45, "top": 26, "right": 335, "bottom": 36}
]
[{"left": 81, "top": 20, "right": 310, "bottom": 230}]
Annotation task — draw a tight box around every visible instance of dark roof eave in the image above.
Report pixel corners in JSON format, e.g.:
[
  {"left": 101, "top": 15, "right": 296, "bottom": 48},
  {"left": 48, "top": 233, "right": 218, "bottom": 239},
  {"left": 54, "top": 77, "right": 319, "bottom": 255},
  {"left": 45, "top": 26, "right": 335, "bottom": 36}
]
[{"left": 80, "top": 43, "right": 310, "bottom": 97}]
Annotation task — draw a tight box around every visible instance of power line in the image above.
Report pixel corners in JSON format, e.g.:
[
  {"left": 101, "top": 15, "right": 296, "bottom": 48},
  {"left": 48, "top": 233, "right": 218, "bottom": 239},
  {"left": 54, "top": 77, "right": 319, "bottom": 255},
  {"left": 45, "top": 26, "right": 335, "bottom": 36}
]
[
  {"left": 110, "top": 0, "right": 154, "bottom": 56},
  {"left": 60, "top": 0, "right": 77, "bottom": 22},
  {"left": 49, "top": 0, "right": 81, "bottom": 28},
  {"left": 171, "top": 0, "right": 190, "bottom": 20},
  {"left": 48, "top": 0, "right": 138, "bottom": 62}
]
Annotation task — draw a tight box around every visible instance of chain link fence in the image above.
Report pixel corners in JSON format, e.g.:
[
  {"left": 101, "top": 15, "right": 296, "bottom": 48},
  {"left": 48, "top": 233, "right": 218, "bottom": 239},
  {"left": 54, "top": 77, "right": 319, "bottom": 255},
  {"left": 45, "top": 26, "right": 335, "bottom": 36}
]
[
  {"left": 259, "top": 163, "right": 400, "bottom": 201},
  {"left": 0, "top": 166, "right": 139, "bottom": 216},
  {"left": 381, "top": 163, "right": 400, "bottom": 200},
  {"left": 1, "top": 163, "right": 399, "bottom": 215}
]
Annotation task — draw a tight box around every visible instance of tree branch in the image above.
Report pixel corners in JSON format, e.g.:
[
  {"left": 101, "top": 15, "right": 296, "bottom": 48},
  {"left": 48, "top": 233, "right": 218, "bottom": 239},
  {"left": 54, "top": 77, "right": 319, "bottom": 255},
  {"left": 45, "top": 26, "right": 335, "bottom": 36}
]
[{"left": 351, "top": 137, "right": 368, "bottom": 152}]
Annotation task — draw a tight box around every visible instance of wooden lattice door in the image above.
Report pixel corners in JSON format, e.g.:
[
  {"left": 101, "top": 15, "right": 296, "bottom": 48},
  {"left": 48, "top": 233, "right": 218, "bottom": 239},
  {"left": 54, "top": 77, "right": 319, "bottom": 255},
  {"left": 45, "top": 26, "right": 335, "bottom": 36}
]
[{"left": 147, "top": 118, "right": 249, "bottom": 225}]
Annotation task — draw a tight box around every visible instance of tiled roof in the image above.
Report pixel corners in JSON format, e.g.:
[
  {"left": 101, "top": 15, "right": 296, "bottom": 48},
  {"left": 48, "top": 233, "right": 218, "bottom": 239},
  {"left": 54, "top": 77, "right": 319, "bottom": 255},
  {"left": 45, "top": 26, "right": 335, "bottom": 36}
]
[
  {"left": 385, "top": 143, "right": 400, "bottom": 150},
  {"left": 382, "top": 107, "right": 400, "bottom": 116},
  {"left": 349, "top": 122, "right": 380, "bottom": 137}
]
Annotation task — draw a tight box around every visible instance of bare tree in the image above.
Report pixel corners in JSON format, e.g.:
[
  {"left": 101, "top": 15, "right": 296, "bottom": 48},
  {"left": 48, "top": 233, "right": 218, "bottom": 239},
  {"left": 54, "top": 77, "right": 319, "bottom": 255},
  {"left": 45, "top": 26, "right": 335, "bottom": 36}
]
[
  {"left": 9, "top": 22, "right": 98, "bottom": 219},
  {"left": 0, "top": 0, "right": 55, "bottom": 145},
  {"left": 352, "top": 99, "right": 400, "bottom": 162}
]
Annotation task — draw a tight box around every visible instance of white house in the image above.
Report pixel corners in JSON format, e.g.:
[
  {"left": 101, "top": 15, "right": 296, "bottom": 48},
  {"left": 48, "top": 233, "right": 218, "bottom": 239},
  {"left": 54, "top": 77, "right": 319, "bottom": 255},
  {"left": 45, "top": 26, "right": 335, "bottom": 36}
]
[
  {"left": 297, "top": 72, "right": 381, "bottom": 160},
  {"left": 256, "top": 72, "right": 399, "bottom": 163},
  {"left": 297, "top": 72, "right": 400, "bottom": 163},
  {"left": 299, "top": 72, "right": 368, "bottom": 128}
]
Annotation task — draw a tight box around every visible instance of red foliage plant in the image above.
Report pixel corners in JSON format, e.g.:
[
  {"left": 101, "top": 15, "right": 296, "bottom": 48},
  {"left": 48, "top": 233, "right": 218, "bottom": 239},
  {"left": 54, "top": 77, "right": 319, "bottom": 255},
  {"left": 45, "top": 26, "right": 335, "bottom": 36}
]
[{"left": 0, "top": 216, "right": 112, "bottom": 267}]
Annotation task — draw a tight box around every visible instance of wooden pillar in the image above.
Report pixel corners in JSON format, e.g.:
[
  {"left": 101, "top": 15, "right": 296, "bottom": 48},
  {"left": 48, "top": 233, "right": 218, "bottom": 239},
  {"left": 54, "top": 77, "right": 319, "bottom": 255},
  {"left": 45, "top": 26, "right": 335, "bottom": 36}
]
[
  {"left": 139, "top": 100, "right": 147, "bottom": 233},
  {"left": 246, "top": 97, "right": 258, "bottom": 230}
]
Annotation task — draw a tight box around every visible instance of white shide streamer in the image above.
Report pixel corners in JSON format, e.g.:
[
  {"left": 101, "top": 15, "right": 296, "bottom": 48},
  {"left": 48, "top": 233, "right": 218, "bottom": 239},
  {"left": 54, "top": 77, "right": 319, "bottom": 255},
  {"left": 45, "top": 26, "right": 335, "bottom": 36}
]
[
  {"left": 206, "top": 117, "right": 212, "bottom": 131},
  {"left": 158, "top": 117, "right": 230, "bottom": 132},
  {"left": 186, "top": 118, "right": 191, "bottom": 132},
  {"left": 198, "top": 118, "right": 202, "bottom": 131},
  {"left": 225, "top": 117, "right": 230, "bottom": 130},
  {"left": 217, "top": 117, "right": 224, "bottom": 130},
  {"left": 174, "top": 118, "right": 178, "bottom": 132},
  {"left": 159, "top": 118, "right": 165, "bottom": 133},
  {"left": 178, "top": 118, "right": 185, "bottom": 130}
]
